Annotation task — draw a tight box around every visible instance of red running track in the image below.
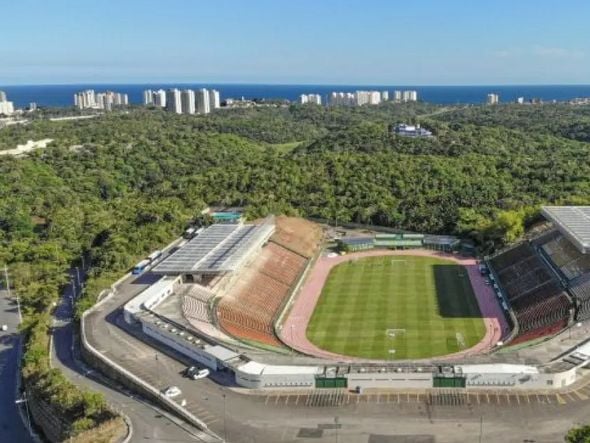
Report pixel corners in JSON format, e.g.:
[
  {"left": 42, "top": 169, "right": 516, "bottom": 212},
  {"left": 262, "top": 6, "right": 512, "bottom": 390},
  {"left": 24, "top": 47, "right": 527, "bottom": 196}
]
[{"left": 280, "top": 249, "right": 510, "bottom": 363}]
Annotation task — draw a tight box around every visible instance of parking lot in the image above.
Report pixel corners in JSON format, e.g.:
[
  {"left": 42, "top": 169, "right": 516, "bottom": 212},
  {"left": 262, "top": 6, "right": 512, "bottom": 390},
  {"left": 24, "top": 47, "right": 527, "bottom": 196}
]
[{"left": 261, "top": 381, "right": 590, "bottom": 410}]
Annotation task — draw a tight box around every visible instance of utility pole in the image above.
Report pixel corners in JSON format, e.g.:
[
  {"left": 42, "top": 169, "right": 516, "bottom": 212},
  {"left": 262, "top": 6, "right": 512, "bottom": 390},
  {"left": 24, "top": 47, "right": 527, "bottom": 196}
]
[
  {"left": 4, "top": 265, "right": 22, "bottom": 323},
  {"left": 15, "top": 393, "right": 32, "bottom": 436},
  {"left": 71, "top": 277, "right": 77, "bottom": 300},
  {"left": 75, "top": 266, "right": 81, "bottom": 291}
]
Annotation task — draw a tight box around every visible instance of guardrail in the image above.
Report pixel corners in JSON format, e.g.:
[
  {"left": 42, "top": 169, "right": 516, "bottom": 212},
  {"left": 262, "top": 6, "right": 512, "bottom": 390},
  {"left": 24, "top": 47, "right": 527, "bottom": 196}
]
[{"left": 79, "top": 235, "right": 223, "bottom": 440}]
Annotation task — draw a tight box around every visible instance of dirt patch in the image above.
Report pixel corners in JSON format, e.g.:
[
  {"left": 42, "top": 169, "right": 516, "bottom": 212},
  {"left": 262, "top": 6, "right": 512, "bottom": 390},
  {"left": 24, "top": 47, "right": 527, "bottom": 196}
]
[{"left": 270, "top": 216, "right": 322, "bottom": 258}]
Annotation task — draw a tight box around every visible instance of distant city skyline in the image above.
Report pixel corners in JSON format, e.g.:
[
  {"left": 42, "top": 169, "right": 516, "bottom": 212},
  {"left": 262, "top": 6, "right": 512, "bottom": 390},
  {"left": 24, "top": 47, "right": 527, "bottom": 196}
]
[{"left": 2, "top": 0, "right": 590, "bottom": 85}]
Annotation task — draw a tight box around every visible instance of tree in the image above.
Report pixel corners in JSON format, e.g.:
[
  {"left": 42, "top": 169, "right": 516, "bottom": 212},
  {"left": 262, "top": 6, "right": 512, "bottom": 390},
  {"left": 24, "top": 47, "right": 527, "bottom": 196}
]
[{"left": 565, "top": 425, "right": 590, "bottom": 443}]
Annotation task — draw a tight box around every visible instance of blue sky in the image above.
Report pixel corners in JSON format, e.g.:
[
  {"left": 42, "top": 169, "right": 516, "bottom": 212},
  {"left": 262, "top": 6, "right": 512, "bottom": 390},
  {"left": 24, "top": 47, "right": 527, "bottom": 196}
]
[{"left": 2, "top": 0, "right": 590, "bottom": 85}]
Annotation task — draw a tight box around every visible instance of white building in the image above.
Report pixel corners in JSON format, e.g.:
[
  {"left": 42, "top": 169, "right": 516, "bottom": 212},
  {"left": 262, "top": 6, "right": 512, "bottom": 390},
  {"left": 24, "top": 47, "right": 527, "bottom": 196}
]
[
  {"left": 331, "top": 90, "right": 384, "bottom": 106},
  {"left": 487, "top": 93, "right": 500, "bottom": 105},
  {"left": 381, "top": 90, "right": 389, "bottom": 101},
  {"left": 299, "top": 94, "right": 322, "bottom": 105},
  {"left": 516, "top": 96, "right": 525, "bottom": 104},
  {"left": 0, "top": 101, "right": 15, "bottom": 115},
  {"left": 0, "top": 90, "right": 6, "bottom": 102},
  {"left": 143, "top": 90, "right": 154, "bottom": 105},
  {"left": 181, "top": 89, "right": 196, "bottom": 114},
  {"left": 74, "top": 89, "right": 127, "bottom": 111},
  {"left": 74, "top": 89, "right": 97, "bottom": 109},
  {"left": 402, "top": 90, "right": 418, "bottom": 102},
  {"left": 153, "top": 89, "right": 166, "bottom": 108},
  {"left": 166, "top": 88, "right": 182, "bottom": 114},
  {"left": 196, "top": 88, "right": 210, "bottom": 114},
  {"left": 393, "top": 90, "right": 402, "bottom": 102},
  {"left": 209, "top": 89, "right": 220, "bottom": 110}
]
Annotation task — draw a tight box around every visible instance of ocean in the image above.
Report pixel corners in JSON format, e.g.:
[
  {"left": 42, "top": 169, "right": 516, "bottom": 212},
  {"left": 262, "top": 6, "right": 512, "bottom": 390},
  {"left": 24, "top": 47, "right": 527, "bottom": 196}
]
[{"left": 2, "top": 83, "right": 590, "bottom": 108}]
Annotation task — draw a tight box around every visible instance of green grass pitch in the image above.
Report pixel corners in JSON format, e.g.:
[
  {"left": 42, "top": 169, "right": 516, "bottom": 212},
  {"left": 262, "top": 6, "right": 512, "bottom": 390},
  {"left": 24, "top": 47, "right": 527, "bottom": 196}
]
[{"left": 306, "top": 255, "right": 486, "bottom": 359}]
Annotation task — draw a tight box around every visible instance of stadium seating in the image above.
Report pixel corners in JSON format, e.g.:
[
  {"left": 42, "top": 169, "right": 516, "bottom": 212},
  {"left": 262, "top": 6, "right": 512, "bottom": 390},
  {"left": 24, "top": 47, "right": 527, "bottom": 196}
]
[
  {"left": 217, "top": 242, "right": 307, "bottom": 346},
  {"left": 541, "top": 234, "right": 590, "bottom": 281},
  {"left": 489, "top": 243, "right": 572, "bottom": 343},
  {"left": 179, "top": 284, "right": 215, "bottom": 323}
]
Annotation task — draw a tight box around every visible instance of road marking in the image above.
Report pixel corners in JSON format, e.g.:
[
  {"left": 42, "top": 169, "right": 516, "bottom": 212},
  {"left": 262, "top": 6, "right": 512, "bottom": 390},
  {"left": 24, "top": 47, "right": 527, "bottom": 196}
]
[
  {"left": 265, "top": 395, "right": 271, "bottom": 405},
  {"left": 295, "top": 395, "right": 300, "bottom": 406},
  {"left": 574, "top": 390, "right": 589, "bottom": 401},
  {"left": 565, "top": 392, "right": 578, "bottom": 402},
  {"left": 406, "top": 392, "right": 410, "bottom": 402},
  {"left": 275, "top": 395, "right": 281, "bottom": 405},
  {"left": 505, "top": 393, "right": 511, "bottom": 405},
  {"left": 555, "top": 393, "right": 567, "bottom": 405},
  {"left": 485, "top": 393, "right": 490, "bottom": 404},
  {"left": 376, "top": 394, "right": 380, "bottom": 404}
]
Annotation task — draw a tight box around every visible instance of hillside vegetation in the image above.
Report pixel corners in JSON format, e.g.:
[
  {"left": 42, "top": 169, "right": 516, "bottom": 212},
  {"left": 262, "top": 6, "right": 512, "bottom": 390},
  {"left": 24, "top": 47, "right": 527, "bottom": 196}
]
[{"left": 1, "top": 101, "right": 590, "bottom": 437}]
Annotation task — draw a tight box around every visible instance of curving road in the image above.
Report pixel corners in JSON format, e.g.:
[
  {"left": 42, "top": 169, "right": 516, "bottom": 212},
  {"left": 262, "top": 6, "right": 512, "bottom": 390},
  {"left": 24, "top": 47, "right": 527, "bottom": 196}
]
[
  {"left": 51, "top": 268, "right": 220, "bottom": 443},
  {"left": 0, "top": 288, "right": 33, "bottom": 443}
]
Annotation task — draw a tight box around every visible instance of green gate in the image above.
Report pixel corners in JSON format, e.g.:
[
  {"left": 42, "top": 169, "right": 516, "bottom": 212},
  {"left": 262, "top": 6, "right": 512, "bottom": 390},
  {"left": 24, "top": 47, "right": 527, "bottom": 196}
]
[
  {"left": 433, "top": 376, "right": 466, "bottom": 388},
  {"left": 315, "top": 377, "right": 348, "bottom": 388}
]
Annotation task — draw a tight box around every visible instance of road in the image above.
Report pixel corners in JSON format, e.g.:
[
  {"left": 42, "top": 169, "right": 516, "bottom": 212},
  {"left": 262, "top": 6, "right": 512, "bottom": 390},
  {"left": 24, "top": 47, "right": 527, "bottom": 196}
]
[
  {"left": 0, "top": 288, "right": 33, "bottom": 443},
  {"left": 84, "top": 268, "right": 590, "bottom": 442},
  {"left": 51, "top": 266, "right": 220, "bottom": 443}
]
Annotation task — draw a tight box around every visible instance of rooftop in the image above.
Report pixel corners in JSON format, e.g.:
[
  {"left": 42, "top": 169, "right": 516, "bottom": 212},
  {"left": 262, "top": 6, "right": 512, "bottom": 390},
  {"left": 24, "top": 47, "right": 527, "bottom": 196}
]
[
  {"left": 541, "top": 206, "right": 590, "bottom": 254},
  {"left": 152, "top": 218, "right": 274, "bottom": 274}
]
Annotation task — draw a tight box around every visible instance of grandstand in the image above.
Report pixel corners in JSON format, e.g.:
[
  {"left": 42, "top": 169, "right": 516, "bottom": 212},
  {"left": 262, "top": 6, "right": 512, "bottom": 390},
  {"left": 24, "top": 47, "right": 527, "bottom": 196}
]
[
  {"left": 217, "top": 242, "right": 308, "bottom": 346},
  {"left": 488, "top": 242, "right": 572, "bottom": 343}
]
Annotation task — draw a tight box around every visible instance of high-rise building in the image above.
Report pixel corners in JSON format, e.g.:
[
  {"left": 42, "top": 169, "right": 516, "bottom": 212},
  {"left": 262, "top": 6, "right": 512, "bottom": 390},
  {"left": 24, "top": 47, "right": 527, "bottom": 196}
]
[
  {"left": 143, "top": 90, "right": 154, "bottom": 105},
  {"left": 402, "top": 90, "right": 418, "bottom": 102},
  {"left": 516, "top": 96, "right": 525, "bottom": 104},
  {"left": 381, "top": 91, "right": 389, "bottom": 101},
  {"left": 299, "top": 93, "right": 321, "bottom": 105},
  {"left": 75, "top": 89, "right": 127, "bottom": 111},
  {"left": 74, "top": 89, "right": 97, "bottom": 109},
  {"left": 153, "top": 89, "right": 166, "bottom": 108},
  {"left": 166, "top": 88, "right": 182, "bottom": 114},
  {"left": 181, "top": 89, "right": 196, "bottom": 114},
  {"left": 487, "top": 93, "right": 499, "bottom": 105},
  {"left": 209, "top": 89, "right": 220, "bottom": 110},
  {"left": 196, "top": 88, "right": 210, "bottom": 114},
  {"left": 0, "top": 90, "right": 7, "bottom": 102},
  {"left": 393, "top": 90, "right": 402, "bottom": 102}
]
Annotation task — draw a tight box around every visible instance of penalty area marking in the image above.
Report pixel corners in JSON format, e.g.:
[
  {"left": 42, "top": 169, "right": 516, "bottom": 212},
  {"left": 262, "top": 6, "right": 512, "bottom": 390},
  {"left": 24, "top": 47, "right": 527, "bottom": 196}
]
[{"left": 386, "top": 329, "right": 406, "bottom": 338}]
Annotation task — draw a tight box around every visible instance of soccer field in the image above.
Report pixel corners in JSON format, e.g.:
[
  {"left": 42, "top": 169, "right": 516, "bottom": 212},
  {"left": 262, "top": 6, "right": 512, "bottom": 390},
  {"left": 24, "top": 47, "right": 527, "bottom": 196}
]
[{"left": 306, "top": 255, "right": 486, "bottom": 359}]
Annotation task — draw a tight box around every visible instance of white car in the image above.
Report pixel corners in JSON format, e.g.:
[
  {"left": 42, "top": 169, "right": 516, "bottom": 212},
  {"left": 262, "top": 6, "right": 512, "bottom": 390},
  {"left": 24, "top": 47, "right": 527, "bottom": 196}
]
[
  {"left": 162, "top": 386, "right": 182, "bottom": 398},
  {"left": 1, "top": 324, "right": 7, "bottom": 332},
  {"left": 185, "top": 366, "right": 210, "bottom": 380}
]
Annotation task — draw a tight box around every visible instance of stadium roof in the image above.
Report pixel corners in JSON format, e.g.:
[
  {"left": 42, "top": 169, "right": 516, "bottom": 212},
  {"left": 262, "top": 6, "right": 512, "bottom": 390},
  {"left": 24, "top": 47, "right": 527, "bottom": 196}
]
[
  {"left": 153, "top": 219, "right": 274, "bottom": 274},
  {"left": 542, "top": 206, "right": 590, "bottom": 254}
]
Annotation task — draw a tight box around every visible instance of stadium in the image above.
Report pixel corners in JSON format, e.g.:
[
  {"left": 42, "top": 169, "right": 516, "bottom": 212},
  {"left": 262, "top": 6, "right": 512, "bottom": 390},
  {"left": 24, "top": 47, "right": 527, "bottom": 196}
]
[{"left": 121, "top": 207, "right": 590, "bottom": 391}]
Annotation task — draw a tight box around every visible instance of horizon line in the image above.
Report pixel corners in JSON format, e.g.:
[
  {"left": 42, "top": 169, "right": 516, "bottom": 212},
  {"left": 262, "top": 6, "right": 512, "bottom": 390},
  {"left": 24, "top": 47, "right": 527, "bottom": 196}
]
[{"left": 2, "top": 81, "right": 590, "bottom": 88}]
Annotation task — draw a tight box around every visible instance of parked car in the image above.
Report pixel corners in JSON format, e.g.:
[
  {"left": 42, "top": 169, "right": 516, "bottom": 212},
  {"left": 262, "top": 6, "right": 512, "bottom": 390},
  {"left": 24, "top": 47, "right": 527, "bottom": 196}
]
[
  {"left": 185, "top": 366, "right": 210, "bottom": 380},
  {"left": 1, "top": 324, "right": 7, "bottom": 332},
  {"left": 162, "top": 386, "right": 182, "bottom": 398}
]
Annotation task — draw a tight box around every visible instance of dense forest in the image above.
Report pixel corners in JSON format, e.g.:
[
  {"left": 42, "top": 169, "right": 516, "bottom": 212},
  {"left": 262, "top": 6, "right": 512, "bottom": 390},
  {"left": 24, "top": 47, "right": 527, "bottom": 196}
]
[{"left": 1, "top": 101, "right": 590, "bottom": 436}]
